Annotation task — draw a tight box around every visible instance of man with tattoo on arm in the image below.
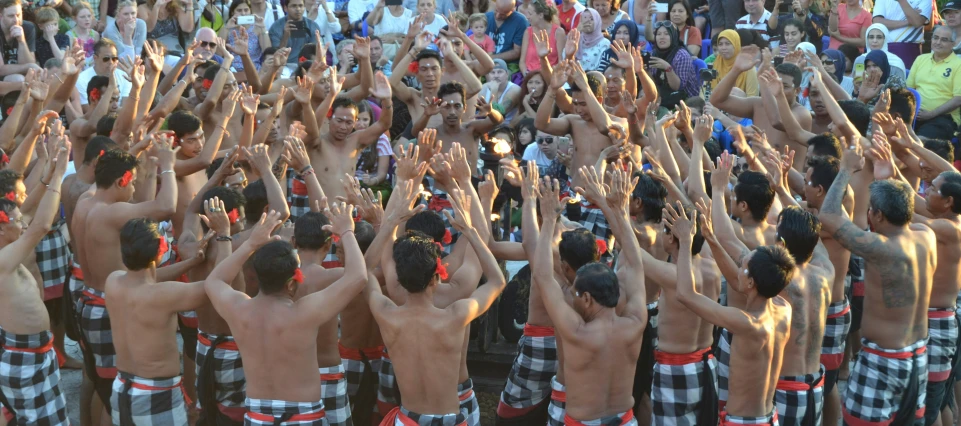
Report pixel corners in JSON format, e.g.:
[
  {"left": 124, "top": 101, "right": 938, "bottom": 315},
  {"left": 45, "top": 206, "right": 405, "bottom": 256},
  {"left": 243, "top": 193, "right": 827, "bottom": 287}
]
[{"left": 819, "top": 142, "right": 936, "bottom": 426}]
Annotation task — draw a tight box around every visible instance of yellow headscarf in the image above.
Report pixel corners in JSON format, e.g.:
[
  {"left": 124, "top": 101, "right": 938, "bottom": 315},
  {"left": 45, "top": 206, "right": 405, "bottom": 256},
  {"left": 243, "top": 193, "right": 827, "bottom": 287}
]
[{"left": 711, "top": 30, "right": 751, "bottom": 92}]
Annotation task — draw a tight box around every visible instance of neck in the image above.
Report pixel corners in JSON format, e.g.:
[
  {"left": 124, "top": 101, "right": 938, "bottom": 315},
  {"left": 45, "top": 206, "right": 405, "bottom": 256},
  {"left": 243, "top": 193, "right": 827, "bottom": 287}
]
[
  {"left": 583, "top": 306, "right": 613, "bottom": 323},
  {"left": 126, "top": 266, "right": 156, "bottom": 283},
  {"left": 934, "top": 50, "right": 951, "bottom": 61},
  {"left": 739, "top": 215, "right": 765, "bottom": 228},
  {"left": 297, "top": 248, "right": 326, "bottom": 266},
  {"left": 743, "top": 292, "right": 771, "bottom": 314},
  {"left": 875, "top": 223, "right": 909, "bottom": 237},
  {"left": 443, "top": 121, "right": 462, "bottom": 132},
  {"left": 406, "top": 290, "right": 437, "bottom": 307},
  {"left": 422, "top": 86, "right": 439, "bottom": 98},
  {"left": 94, "top": 188, "right": 125, "bottom": 203},
  {"left": 750, "top": 10, "right": 763, "bottom": 20},
  {"left": 78, "top": 165, "right": 96, "bottom": 183}
]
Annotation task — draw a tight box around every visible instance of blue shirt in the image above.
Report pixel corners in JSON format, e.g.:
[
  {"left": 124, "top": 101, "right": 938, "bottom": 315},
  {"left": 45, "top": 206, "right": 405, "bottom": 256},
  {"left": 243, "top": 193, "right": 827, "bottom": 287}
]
[
  {"left": 485, "top": 11, "right": 529, "bottom": 58},
  {"left": 269, "top": 17, "right": 324, "bottom": 63}
]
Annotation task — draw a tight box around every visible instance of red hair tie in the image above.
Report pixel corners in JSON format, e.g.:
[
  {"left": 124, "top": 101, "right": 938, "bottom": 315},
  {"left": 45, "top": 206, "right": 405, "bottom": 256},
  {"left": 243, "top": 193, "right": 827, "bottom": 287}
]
[
  {"left": 407, "top": 60, "right": 419, "bottom": 75},
  {"left": 292, "top": 268, "right": 304, "bottom": 284},
  {"left": 99, "top": 150, "right": 105, "bottom": 158},
  {"left": 90, "top": 88, "right": 101, "bottom": 103},
  {"left": 119, "top": 170, "right": 134, "bottom": 187},
  {"left": 202, "top": 79, "right": 213, "bottom": 90},
  {"left": 227, "top": 208, "right": 239, "bottom": 224},
  {"left": 442, "top": 229, "right": 452, "bottom": 245},
  {"left": 4, "top": 192, "right": 14, "bottom": 201},
  {"left": 596, "top": 239, "right": 608, "bottom": 255},
  {"left": 435, "top": 258, "right": 449, "bottom": 280},
  {"left": 157, "top": 237, "right": 169, "bottom": 259},
  {"left": 0, "top": 210, "right": 8, "bottom": 224}
]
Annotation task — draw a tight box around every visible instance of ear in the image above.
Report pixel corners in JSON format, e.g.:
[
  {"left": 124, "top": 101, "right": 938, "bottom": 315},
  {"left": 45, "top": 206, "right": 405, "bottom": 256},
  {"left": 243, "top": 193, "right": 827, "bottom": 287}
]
[
  {"left": 290, "top": 235, "right": 298, "bottom": 249},
  {"left": 737, "top": 199, "right": 749, "bottom": 212}
]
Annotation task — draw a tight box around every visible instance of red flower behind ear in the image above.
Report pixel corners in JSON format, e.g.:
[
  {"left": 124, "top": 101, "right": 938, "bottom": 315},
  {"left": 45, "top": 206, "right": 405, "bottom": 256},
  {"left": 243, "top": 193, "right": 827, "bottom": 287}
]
[
  {"left": 0, "top": 210, "right": 8, "bottom": 224},
  {"left": 442, "top": 229, "right": 452, "bottom": 245},
  {"left": 90, "top": 88, "right": 101, "bottom": 103},
  {"left": 596, "top": 239, "right": 608, "bottom": 256},
  {"left": 408, "top": 60, "right": 419, "bottom": 75},
  {"left": 119, "top": 170, "right": 134, "bottom": 187},
  {"left": 4, "top": 192, "right": 14, "bottom": 201},
  {"left": 292, "top": 268, "right": 304, "bottom": 284},
  {"left": 157, "top": 237, "right": 169, "bottom": 259},
  {"left": 0, "top": 153, "right": 8, "bottom": 165},
  {"left": 99, "top": 150, "right": 105, "bottom": 158},
  {"left": 227, "top": 209, "right": 239, "bottom": 224},
  {"left": 326, "top": 107, "right": 334, "bottom": 119},
  {"left": 202, "top": 79, "right": 213, "bottom": 90},
  {"left": 4, "top": 107, "right": 11, "bottom": 116},
  {"left": 435, "top": 258, "right": 449, "bottom": 280},
  {"left": 332, "top": 234, "right": 341, "bottom": 243}
]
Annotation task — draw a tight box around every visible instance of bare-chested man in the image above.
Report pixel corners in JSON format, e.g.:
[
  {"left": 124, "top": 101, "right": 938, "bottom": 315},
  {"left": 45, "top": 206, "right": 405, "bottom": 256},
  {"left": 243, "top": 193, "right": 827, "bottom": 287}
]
[
  {"left": 709, "top": 47, "right": 812, "bottom": 170},
  {"left": 673, "top": 203, "right": 795, "bottom": 426},
  {"left": 205, "top": 203, "right": 366, "bottom": 424},
  {"left": 819, "top": 144, "right": 935, "bottom": 426},
  {"left": 0, "top": 138, "right": 70, "bottom": 425},
  {"left": 536, "top": 59, "right": 627, "bottom": 242},
  {"left": 531, "top": 166, "right": 646, "bottom": 425},
  {"left": 366, "top": 176, "right": 505, "bottom": 424}
]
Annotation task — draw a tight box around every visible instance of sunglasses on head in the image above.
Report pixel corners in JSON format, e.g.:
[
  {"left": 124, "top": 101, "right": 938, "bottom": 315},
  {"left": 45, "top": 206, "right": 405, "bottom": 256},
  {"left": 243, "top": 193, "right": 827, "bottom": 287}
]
[{"left": 100, "top": 56, "right": 119, "bottom": 63}]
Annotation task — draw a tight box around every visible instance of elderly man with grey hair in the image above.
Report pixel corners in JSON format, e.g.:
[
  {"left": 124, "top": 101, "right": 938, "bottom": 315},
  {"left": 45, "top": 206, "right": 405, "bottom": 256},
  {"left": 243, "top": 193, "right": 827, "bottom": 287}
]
[{"left": 908, "top": 25, "right": 961, "bottom": 142}]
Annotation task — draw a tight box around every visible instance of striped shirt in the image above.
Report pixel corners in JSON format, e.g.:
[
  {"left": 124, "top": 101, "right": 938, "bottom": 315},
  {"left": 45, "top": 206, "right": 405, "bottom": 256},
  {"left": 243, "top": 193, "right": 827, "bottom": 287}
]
[
  {"left": 872, "top": 0, "right": 931, "bottom": 43},
  {"left": 736, "top": 10, "right": 773, "bottom": 41}
]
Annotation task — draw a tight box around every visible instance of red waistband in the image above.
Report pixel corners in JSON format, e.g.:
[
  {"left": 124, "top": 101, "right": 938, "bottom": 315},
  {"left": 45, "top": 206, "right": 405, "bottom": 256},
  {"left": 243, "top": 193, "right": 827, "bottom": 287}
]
[
  {"left": 654, "top": 347, "right": 713, "bottom": 365},
  {"left": 2, "top": 338, "right": 54, "bottom": 354},
  {"left": 719, "top": 410, "right": 778, "bottom": 425},
  {"left": 72, "top": 266, "right": 84, "bottom": 281},
  {"left": 776, "top": 374, "right": 825, "bottom": 392},
  {"left": 842, "top": 406, "right": 925, "bottom": 426},
  {"left": 929, "top": 309, "right": 956, "bottom": 319},
  {"left": 564, "top": 410, "right": 634, "bottom": 426},
  {"left": 524, "top": 324, "right": 555, "bottom": 337},
  {"left": 552, "top": 388, "right": 566, "bottom": 403},
  {"left": 338, "top": 343, "right": 385, "bottom": 360},
  {"left": 320, "top": 371, "right": 345, "bottom": 381},
  {"left": 458, "top": 389, "right": 474, "bottom": 402},
  {"left": 197, "top": 333, "right": 239, "bottom": 351},
  {"left": 118, "top": 376, "right": 193, "bottom": 407},
  {"left": 827, "top": 304, "right": 851, "bottom": 319},
  {"left": 246, "top": 409, "right": 326, "bottom": 422},
  {"left": 81, "top": 288, "right": 106, "bottom": 306},
  {"left": 379, "top": 406, "right": 467, "bottom": 426},
  {"left": 862, "top": 345, "right": 927, "bottom": 360}
]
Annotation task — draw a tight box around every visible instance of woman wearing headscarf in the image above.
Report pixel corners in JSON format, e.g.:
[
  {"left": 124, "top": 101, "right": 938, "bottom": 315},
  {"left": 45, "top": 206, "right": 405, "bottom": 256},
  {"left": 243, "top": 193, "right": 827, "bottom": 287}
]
[
  {"left": 709, "top": 29, "right": 759, "bottom": 96},
  {"left": 851, "top": 23, "right": 907, "bottom": 82},
  {"left": 570, "top": 8, "right": 612, "bottom": 71},
  {"left": 820, "top": 48, "right": 855, "bottom": 94},
  {"left": 650, "top": 21, "right": 699, "bottom": 107},
  {"left": 597, "top": 19, "right": 639, "bottom": 71},
  {"left": 853, "top": 49, "right": 906, "bottom": 104}
]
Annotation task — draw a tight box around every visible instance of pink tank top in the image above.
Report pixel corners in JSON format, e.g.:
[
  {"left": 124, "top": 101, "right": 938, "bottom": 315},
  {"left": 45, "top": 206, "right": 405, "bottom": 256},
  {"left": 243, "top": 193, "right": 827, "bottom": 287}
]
[{"left": 524, "top": 24, "right": 560, "bottom": 73}]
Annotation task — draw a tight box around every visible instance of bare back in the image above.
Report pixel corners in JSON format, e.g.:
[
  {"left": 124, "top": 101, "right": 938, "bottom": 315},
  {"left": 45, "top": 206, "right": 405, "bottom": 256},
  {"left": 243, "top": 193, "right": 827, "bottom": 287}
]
[
  {"left": 779, "top": 263, "right": 831, "bottom": 376},
  {"left": 566, "top": 115, "right": 625, "bottom": 189},
  {"left": 726, "top": 297, "right": 792, "bottom": 417},
  {"left": 81, "top": 199, "right": 126, "bottom": 291},
  {"left": 929, "top": 218, "right": 961, "bottom": 309},
  {"left": 294, "top": 264, "right": 346, "bottom": 368},
  {"left": 106, "top": 273, "right": 185, "bottom": 378}
]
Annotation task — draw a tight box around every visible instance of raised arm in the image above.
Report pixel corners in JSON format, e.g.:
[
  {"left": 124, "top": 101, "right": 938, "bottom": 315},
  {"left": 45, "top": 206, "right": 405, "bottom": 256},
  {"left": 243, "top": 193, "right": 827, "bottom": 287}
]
[
  {"left": 105, "top": 135, "right": 179, "bottom": 224},
  {"left": 246, "top": 144, "right": 292, "bottom": 222},
  {"left": 535, "top": 61, "right": 574, "bottom": 135},
  {"left": 710, "top": 152, "right": 751, "bottom": 263},
  {"left": 347, "top": 72, "right": 393, "bottom": 146},
  {"left": 569, "top": 61, "right": 615, "bottom": 135},
  {"left": 175, "top": 91, "right": 240, "bottom": 176},
  {"left": 818, "top": 143, "right": 886, "bottom": 261},
  {"left": 708, "top": 46, "right": 761, "bottom": 119}
]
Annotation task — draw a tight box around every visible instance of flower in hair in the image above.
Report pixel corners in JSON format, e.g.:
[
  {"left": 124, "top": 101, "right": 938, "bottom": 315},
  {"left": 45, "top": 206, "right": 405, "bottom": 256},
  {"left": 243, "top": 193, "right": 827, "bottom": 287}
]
[
  {"left": 292, "top": 268, "right": 304, "bottom": 284},
  {"left": 0, "top": 153, "right": 8, "bottom": 165},
  {"left": 4, "top": 192, "right": 14, "bottom": 201},
  {"left": 202, "top": 79, "right": 213, "bottom": 90},
  {"left": 99, "top": 150, "right": 105, "bottom": 158},
  {"left": 4, "top": 107, "right": 12, "bottom": 116},
  {"left": 118, "top": 170, "right": 134, "bottom": 187},
  {"left": 326, "top": 107, "right": 334, "bottom": 119},
  {"left": 90, "top": 88, "right": 101, "bottom": 103},
  {"left": 332, "top": 233, "right": 341, "bottom": 243},
  {"left": 596, "top": 239, "right": 608, "bottom": 255},
  {"left": 299, "top": 56, "right": 307, "bottom": 63},
  {"left": 435, "top": 258, "right": 449, "bottom": 280},
  {"left": 442, "top": 229, "right": 452, "bottom": 245},
  {"left": 227, "top": 208, "right": 239, "bottom": 224},
  {"left": 157, "top": 237, "right": 169, "bottom": 259},
  {"left": 408, "top": 60, "right": 419, "bottom": 75},
  {"left": 0, "top": 210, "right": 8, "bottom": 224}
]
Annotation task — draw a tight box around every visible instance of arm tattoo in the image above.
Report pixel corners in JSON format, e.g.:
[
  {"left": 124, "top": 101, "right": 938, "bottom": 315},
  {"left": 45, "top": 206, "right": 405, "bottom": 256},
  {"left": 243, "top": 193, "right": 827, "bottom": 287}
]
[
  {"left": 831, "top": 222, "right": 884, "bottom": 261},
  {"left": 735, "top": 247, "right": 750, "bottom": 267},
  {"left": 833, "top": 223, "right": 915, "bottom": 308},
  {"left": 822, "top": 170, "right": 852, "bottom": 216},
  {"left": 786, "top": 282, "right": 807, "bottom": 346}
]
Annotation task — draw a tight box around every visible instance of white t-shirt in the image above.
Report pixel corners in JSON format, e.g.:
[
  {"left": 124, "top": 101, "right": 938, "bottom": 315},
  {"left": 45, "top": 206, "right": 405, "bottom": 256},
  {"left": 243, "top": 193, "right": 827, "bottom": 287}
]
[
  {"left": 76, "top": 67, "right": 132, "bottom": 105},
  {"left": 348, "top": 0, "right": 378, "bottom": 24},
  {"left": 420, "top": 13, "right": 448, "bottom": 36},
  {"left": 522, "top": 143, "right": 553, "bottom": 169},
  {"left": 374, "top": 8, "right": 415, "bottom": 36},
  {"left": 872, "top": 0, "right": 931, "bottom": 43}
]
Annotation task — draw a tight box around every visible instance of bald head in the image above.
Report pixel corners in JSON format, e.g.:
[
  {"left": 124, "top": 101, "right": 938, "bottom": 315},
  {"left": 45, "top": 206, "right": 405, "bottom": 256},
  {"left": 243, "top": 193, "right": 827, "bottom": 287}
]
[
  {"left": 494, "top": 0, "right": 515, "bottom": 20},
  {"left": 196, "top": 28, "right": 218, "bottom": 60}
]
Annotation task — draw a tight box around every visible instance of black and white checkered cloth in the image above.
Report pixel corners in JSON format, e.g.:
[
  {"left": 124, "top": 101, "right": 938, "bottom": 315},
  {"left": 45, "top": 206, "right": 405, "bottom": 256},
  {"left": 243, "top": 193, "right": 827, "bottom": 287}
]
[
  {"left": 457, "top": 378, "right": 479, "bottom": 426},
  {"left": 110, "top": 372, "right": 189, "bottom": 425},
  {"left": 579, "top": 203, "right": 612, "bottom": 242},
  {"left": 35, "top": 219, "right": 71, "bottom": 301},
  {"left": 385, "top": 406, "right": 467, "bottom": 426},
  {"left": 929, "top": 308, "right": 958, "bottom": 383},
  {"left": 319, "top": 364, "right": 351, "bottom": 426},
  {"left": 287, "top": 169, "right": 312, "bottom": 222},
  {"left": 245, "top": 397, "right": 328, "bottom": 425},
  {"left": 0, "top": 329, "right": 68, "bottom": 425},
  {"left": 377, "top": 348, "right": 401, "bottom": 415},
  {"left": 716, "top": 328, "right": 733, "bottom": 407},
  {"left": 77, "top": 287, "right": 116, "bottom": 379},
  {"left": 564, "top": 410, "right": 638, "bottom": 425},
  {"left": 498, "top": 326, "right": 557, "bottom": 412},
  {"left": 339, "top": 344, "right": 382, "bottom": 403},
  {"left": 820, "top": 299, "right": 851, "bottom": 372},
  {"left": 842, "top": 338, "right": 927, "bottom": 425},
  {"left": 547, "top": 376, "right": 566, "bottom": 426},
  {"left": 720, "top": 410, "right": 779, "bottom": 425},
  {"left": 651, "top": 349, "right": 718, "bottom": 426},
  {"left": 774, "top": 367, "right": 824, "bottom": 426},
  {"left": 194, "top": 331, "right": 246, "bottom": 422}
]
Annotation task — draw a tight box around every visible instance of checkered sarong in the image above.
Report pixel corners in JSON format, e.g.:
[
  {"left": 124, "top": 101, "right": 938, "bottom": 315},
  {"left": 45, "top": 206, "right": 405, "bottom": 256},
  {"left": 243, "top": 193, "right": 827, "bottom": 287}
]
[
  {"left": 245, "top": 397, "right": 327, "bottom": 425},
  {"left": 287, "top": 169, "right": 312, "bottom": 222},
  {"left": 843, "top": 338, "right": 927, "bottom": 425},
  {"left": 579, "top": 203, "right": 612, "bottom": 242},
  {"left": 547, "top": 376, "right": 566, "bottom": 426},
  {"left": 77, "top": 286, "right": 117, "bottom": 379},
  {"left": 320, "top": 364, "right": 351, "bottom": 426},
  {"left": 382, "top": 406, "right": 467, "bottom": 425},
  {"left": 457, "top": 378, "right": 479, "bottom": 426},
  {"left": 774, "top": 367, "right": 825, "bottom": 426},
  {"left": 820, "top": 299, "right": 851, "bottom": 371},
  {"left": 564, "top": 410, "right": 638, "bottom": 425},
  {"left": 377, "top": 348, "right": 401, "bottom": 415},
  {"left": 339, "top": 343, "right": 382, "bottom": 408},
  {"left": 498, "top": 324, "right": 557, "bottom": 414},
  {"left": 110, "top": 372, "right": 189, "bottom": 425},
  {"left": 716, "top": 328, "right": 733, "bottom": 406},
  {"left": 0, "top": 329, "right": 68, "bottom": 425},
  {"left": 651, "top": 348, "right": 718, "bottom": 426},
  {"left": 35, "top": 219, "right": 71, "bottom": 301},
  {"left": 928, "top": 308, "right": 959, "bottom": 383},
  {"left": 720, "top": 410, "right": 779, "bottom": 425},
  {"left": 195, "top": 331, "right": 246, "bottom": 423}
]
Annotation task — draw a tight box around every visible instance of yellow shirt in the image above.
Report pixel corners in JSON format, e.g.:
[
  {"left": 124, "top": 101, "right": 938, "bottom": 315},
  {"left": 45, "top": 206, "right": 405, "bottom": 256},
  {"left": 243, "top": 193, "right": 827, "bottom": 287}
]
[{"left": 907, "top": 53, "right": 961, "bottom": 123}]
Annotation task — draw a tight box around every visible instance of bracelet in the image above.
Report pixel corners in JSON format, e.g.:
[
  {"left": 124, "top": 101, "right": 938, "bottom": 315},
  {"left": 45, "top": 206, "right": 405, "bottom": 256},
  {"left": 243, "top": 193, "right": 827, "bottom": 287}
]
[
  {"left": 382, "top": 102, "right": 393, "bottom": 109},
  {"left": 301, "top": 168, "right": 315, "bottom": 178},
  {"left": 339, "top": 230, "right": 355, "bottom": 239},
  {"left": 46, "top": 184, "right": 60, "bottom": 194},
  {"left": 216, "top": 235, "right": 233, "bottom": 241},
  {"left": 665, "top": 66, "right": 674, "bottom": 74},
  {"left": 298, "top": 165, "right": 313, "bottom": 175},
  {"left": 160, "top": 169, "right": 175, "bottom": 175},
  {"left": 40, "top": 180, "right": 49, "bottom": 186}
]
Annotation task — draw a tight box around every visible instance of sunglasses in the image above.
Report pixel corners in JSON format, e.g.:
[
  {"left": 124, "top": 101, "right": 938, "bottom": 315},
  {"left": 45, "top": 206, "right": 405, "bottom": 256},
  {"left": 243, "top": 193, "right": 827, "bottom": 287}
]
[
  {"left": 199, "top": 41, "right": 217, "bottom": 49},
  {"left": 100, "top": 56, "right": 119, "bottom": 63},
  {"left": 822, "top": 59, "right": 835, "bottom": 66},
  {"left": 538, "top": 137, "right": 554, "bottom": 145}
]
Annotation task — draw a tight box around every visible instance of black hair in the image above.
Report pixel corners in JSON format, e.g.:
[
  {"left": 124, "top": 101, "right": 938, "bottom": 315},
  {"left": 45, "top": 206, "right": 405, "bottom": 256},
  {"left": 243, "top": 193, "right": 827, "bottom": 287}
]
[
  {"left": 331, "top": 97, "right": 358, "bottom": 115},
  {"left": 252, "top": 240, "right": 300, "bottom": 294},
  {"left": 94, "top": 150, "right": 138, "bottom": 189},
  {"left": 0, "top": 198, "right": 15, "bottom": 219},
  {"left": 704, "top": 138, "right": 721, "bottom": 167},
  {"left": 86, "top": 76, "right": 109, "bottom": 102},
  {"left": 632, "top": 172, "right": 667, "bottom": 223},
  {"left": 570, "top": 73, "right": 603, "bottom": 97},
  {"left": 806, "top": 133, "right": 842, "bottom": 158},
  {"left": 119, "top": 218, "right": 164, "bottom": 271},
  {"left": 167, "top": 110, "right": 202, "bottom": 139},
  {"left": 775, "top": 63, "right": 803, "bottom": 89},
  {"left": 0, "top": 91, "right": 18, "bottom": 120},
  {"left": 924, "top": 139, "right": 954, "bottom": 163},
  {"left": 515, "top": 118, "right": 537, "bottom": 154},
  {"left": 202, "top": 64, "right": 221, "bottom": 82},
  {"left": 748, "top": 245, "right": 796, "bottom": 298},
  {"left": 888, "top": 88, "right": 917, "bottom": 124},
  {"left": 559, "top": 228, "right": 599, "bottom": 271},
  {"left": 242, "top": 179, "right": 268, "bottom": 224},
  {"left": 838, "top": 100, "right": 871, "bottom": 136},
  {"left": 837, "top": 43, "right": 860, "bottom": 67},
  {"left": 437, "top": 81, "right": 467, "bottom": 105},
  {"left": 939, "top": 172, "right": 961, "bottom": 215},
  {"left": 406, "top": 210, "right": 447, "bottom": 243},
  {"left": 776, "top": 206, "right": 821, "bottom": 264},
  {"left": 84, "top": 136, "right": 118, "bottom": 165},
  {"left": 781, "top": 18, "right": 804, "bottom": 35},
  {"left": 294, "top": 211, "right": 332, "bottom": 250},
  {"left": 96, "top": 114, "right": 117, "bottom": 137},
  {"left": 415, "top": 49, "right": 442, "bottom": 67},
  {"left": 685, "top": 96, "right": 706, "bottom": 111},
  {"left": 806, "top": 155, "right": 839, "bottom": 192},
  {"left": 200, "top": 186, "right": 246, "bottom": 233},
  {"left": 573, "top": 263, "right": 619, "bottom": 308},
  {"left": 734, "top": 171, "right": 775, "bottom": 222},
  {"left": 393, "top": 230, "right": 444, "bottom": 293},
  {"left": 356, "top": 221, "right": 375, "bottom": 253},
  {"left": 92, "top": 37, "right": 116, "bottom": 57},
  {"left": 0, "top": 170, "right": 22, "bottom": 199},
  {"left": 869, "top": 179, "right": 913, "bottom": 226},
  {"left": 227, "top": 0, "right": 251, "bottom": 17}
]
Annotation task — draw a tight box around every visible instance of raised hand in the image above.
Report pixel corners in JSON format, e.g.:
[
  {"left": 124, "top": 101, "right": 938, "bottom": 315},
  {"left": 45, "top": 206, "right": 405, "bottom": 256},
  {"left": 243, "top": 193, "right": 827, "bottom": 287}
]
[
  {"left": 675, "top": 100, "right": 692, "bottom": 131},
  {"left": 500, "top": 158, "right": 523, "bottom": 187},
  {"left": 873, "top": 88, "right": 891, "bottom": 115},
  {"left": 294, "top": 76, "right": 314, "bottom": 104},
  {"left": 284, "top": 136, "right": 311, "bottom": 172},
  {"left": 734, "top": 45, "right": 761, "bottom": 72},
  {"left": 369, "top": 71, "right": 392, "bottom": 100},
  {"left": 758, "top": 68, "right": 783, "bottom": 97},
  {"left": 222, "top": 89, "right": 242, "bottom": 118},
  {"left": 783, "top": 49, "right": 804, "bottom": 66},
  {"left": 228, "top": 29, "right": 250, "bottom": 57},
  {"left": 143, "top": 40, "right": 164, "bottom": 72},
  {"left": 564, "top": 28, "right": 580, "bottom": 58},
  {"left": 476, "top": 96, "right": 494, "bottom": 118},
  {"left": 413, "top": 30, "right": 433, "bottom": 53},
  {"left": 386, "top": 179, "right": 427, "bottom": 222},
  {"left": 857, "top": 68, "right": 881, "bottom": 102},
  {"left": 421, "top": 96, "right": 443, "bottom": 117},
  {"left": 574, "top": 165, "right": 609, "bottom": 206},
  {"left": 610, "top": 40, "right": 633, "bottom": 69},
  {"left": 839, "top": 136, "right": 865, "bottom": 173},
  {"left": 243, "top": 144, "right": 274, "bottom": 176},
  {"left": 248, "top": 210, "right": 285, "bottom": 248},
  {"left": 353, "top": 36, "right": 371, "bottom": 60},
  {"left": 873, "top": 111, "right": 898, "bottom": 137},
  {"left": 693, "top": 198, "right": 715, "bottom": 241},
  {"left": 339, "top": 173, "right": 363, "bottom": 206},
  {"left": 664, "top": 201, "right": 696, "bottom": 245},
  {"left": 478, "top": 169, "right": 499, "bottom": 202},
  {"left": 356, "top": 188, "right": 383, "bottom": 225},
  {"left": 519, "top": 160, "right": 540, "bottom": 200},
  {"left": 428, "top": 154, "right": 455, "bottom": 189},
  {"left": 324, "top": 201, "right": 356, "bottom": 236},
  {"left": 693, "top": 113, "right": 713, "bottom": 143},
  {"left": 446, "top": 142, "right": 472, "bottom": 184},
  {"left": 394, "top": 143, "right": 429, "bottom": 182},
  {"left": 550, "top": 60, "right": 570, "bottom": 90},
  {"left": 210, "top": 147, "right": 241, "bottom": 185},
  {"left": 711, "top": 151, "right": 735, "bottom": 190},
  {"left": 621, "top": 90, "right": 638, "bottom": 115},
  {"left": 442, "top": 181, "right": 473, "bottom": 232},
  {"left": 867, "top": 132, "right": 896, "bottom": 180},
  {"left": 605, "top": 161, "right": 636, "bottom": 213},
  {"left": 533, "top": 29, "right": 551, "bottom": 57},
  {"left": 240, "top": 84, "right": 260, "bottom": 115},
  {"left": 201, "top": 196, "right": 232, "bottom": 235},
  {"left": 416, "top": 128, "right": 442, "bottom": 162},
  {"left": 537, "top": 177, "right": 569, "bottom": 223}
]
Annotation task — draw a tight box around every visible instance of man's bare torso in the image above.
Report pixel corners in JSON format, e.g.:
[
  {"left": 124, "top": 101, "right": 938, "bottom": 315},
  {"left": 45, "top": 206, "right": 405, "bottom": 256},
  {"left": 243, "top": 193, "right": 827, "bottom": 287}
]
[
  {"left": 726, "top": 298, "right": 791, "bottom": 417},
  {"left": 0, "top": 264, "right": 50, "bottom": 335},
  {"left": 656, "top": 256, "right": 721, "bottom": 354},
  {"left": 779, "top": 263, "right": 831, "bottom": 377},
  {"left": 106, "top": 273, "right": 182, "bottom": 378}
]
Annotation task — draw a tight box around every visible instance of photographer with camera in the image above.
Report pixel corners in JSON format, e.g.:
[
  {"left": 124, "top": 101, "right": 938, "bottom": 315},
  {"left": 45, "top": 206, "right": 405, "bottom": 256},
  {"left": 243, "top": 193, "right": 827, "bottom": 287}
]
[{"left": 268, "top": 0, "right": 322, "bottom": 63}]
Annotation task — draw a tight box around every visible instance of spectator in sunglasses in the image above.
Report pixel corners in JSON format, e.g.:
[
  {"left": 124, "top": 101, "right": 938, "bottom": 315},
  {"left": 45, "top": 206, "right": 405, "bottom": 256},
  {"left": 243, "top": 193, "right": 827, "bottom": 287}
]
[
  {"left": 74, "top": 38, "right": 133, "bottom": 106},
  {"left": 521, "top": 130, "right": 558, "bottom": 169}
]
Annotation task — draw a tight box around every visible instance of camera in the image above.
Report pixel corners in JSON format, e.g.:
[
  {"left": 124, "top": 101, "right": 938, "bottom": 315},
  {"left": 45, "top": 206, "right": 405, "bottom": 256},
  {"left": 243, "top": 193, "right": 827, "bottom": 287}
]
[
  {"left": 641, "top": 51, "right": 651, "bottom": 63},
  {"left": 773, "top": 56, "right": 784, "bottom": 66},
  {"left": 700, "top": 66, "right": 718, "bottom": 83},
  {"left": 237, "top": 15, "right": 254, "bottom": 25}
]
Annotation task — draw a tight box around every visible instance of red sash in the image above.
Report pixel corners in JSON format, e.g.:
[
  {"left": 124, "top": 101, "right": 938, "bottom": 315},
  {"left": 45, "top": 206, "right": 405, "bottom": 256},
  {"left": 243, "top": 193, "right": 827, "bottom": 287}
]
[
  {"left": 379, "top": 407, "right": 467, "bottom": 426},
  {"left": 862, "top": 345, "right": 926, "bottom": 360},
  {"left": 197, "top": 333, "right": 239, "bottom": 351},
  {"left": 776, "top": 374, "right": 825, "bottom": 392},
  {"left": 246, "top": 409, "right": 326, "bottom": 422},
  {"left": 654, "top": 347, "right": 713, "bottom": 366},
  {"left": 564, "top": 410, "right": 634, "bottom": 425},
  {"left": 523, "top": 324, "right": 555, "bottom": 337}
]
